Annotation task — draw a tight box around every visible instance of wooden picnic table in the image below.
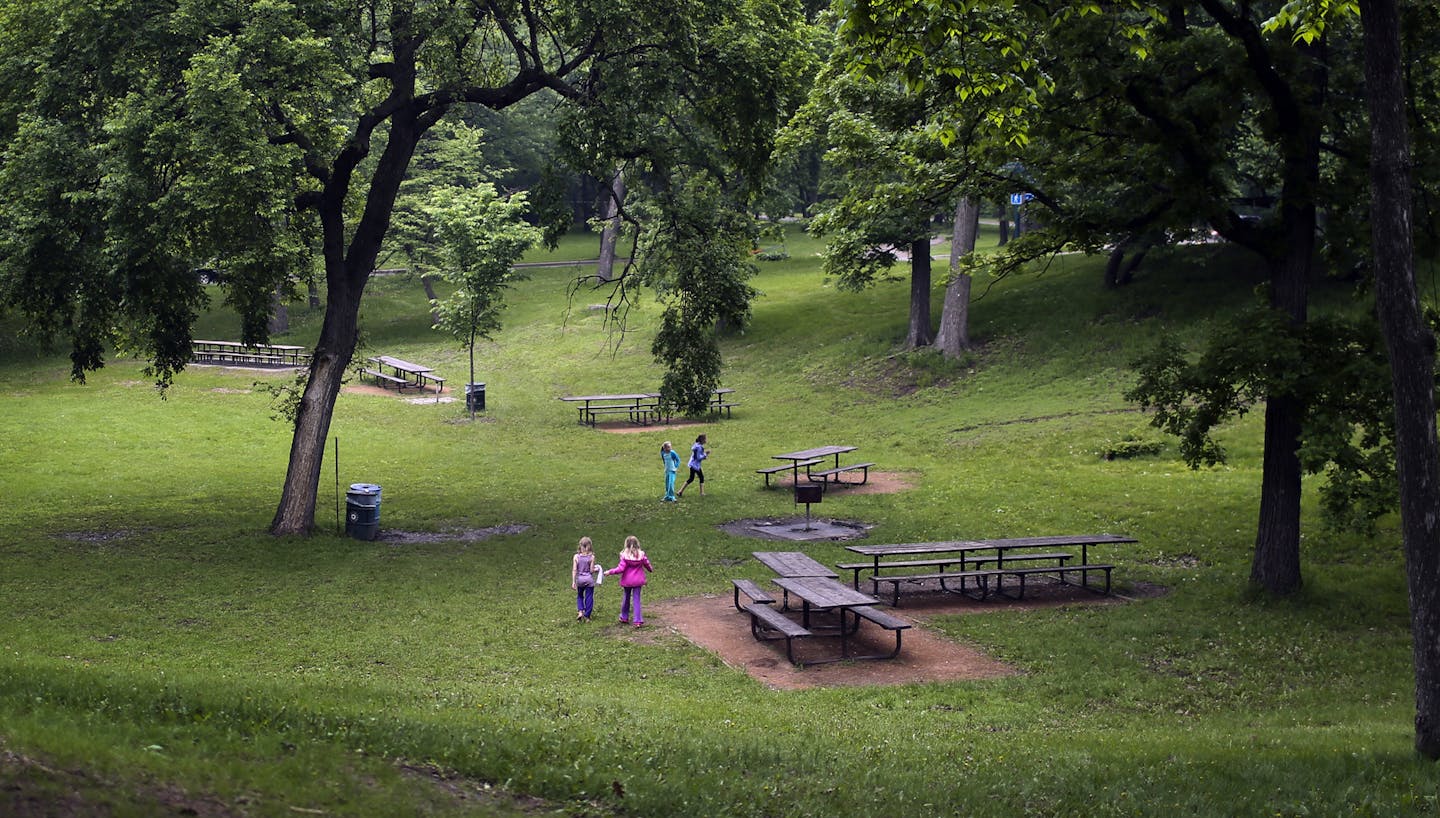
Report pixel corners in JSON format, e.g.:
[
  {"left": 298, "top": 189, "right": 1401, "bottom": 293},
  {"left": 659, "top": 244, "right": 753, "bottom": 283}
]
[
  {"left": 761, "top": 445, "right": 856, "bottom": 487},
  {"left": 845, "top": 534, "right": 1135, "bottom": 572},
  {"left": 365, "top": 355, "right": 446, "bottom": 400},
  {"left": 841, "top": 534, "right": 1137, "bottom": 604},
  {"left": 192, "top": 340, "right": 311, "bottom": 367},
  {"left": 773, "top": 445, "right": 857, "bottom": 469},
  {"left": 736, "top": 554, "right": 911, "bottom": 665},
  {"left": 764, "top": 445, "right": 874, "bottom": 489},
  {"left": 559, "top": 393, "right": 658, "bottom": 426},
  {"left": 560, "top": 388, "right": 737, "bottom": 426},
  {"left": 762, "top": 576, "right": 910, "bottom": 663}
]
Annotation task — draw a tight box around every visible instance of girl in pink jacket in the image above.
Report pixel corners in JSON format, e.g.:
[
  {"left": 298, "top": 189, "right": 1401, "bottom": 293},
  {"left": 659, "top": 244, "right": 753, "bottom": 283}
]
[{"left": 606, "top": 535, "right": 654, "bottom": 627}]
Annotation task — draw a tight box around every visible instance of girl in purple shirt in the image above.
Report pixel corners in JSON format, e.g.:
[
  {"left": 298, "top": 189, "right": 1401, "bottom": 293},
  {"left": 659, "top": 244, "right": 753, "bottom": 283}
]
[{"left": 677, "top": 433, "right": 708, "bottom": 498}]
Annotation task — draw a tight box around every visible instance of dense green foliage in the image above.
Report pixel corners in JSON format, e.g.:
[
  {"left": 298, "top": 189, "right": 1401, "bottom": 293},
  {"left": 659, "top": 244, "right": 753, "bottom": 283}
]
[{"left": 0, "top": 228, "right": 1434, "bottom": 815}]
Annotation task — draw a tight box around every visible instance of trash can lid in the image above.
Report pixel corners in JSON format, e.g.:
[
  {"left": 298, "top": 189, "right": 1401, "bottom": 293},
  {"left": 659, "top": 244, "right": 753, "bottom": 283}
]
[{"left": 348, "top": 483, "right": 382, "bottom": 495}]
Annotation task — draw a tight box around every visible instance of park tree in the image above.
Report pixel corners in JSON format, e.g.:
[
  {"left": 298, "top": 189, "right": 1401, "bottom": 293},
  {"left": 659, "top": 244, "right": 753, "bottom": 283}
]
[
  {"left": 551, "top": 2, "right": 822, "bottom": 413},
  {"left": 835, "top": 0, "right": 1393, "bottom": 596},
  {"left": 417, "top": 184, "right": 538, "bottom": 420},
  {"left": 0, "top": 0, "right": 812, "bottom": 533},
  {"left": 787, "top": 13, "right": 1013, "bottom": 354}
]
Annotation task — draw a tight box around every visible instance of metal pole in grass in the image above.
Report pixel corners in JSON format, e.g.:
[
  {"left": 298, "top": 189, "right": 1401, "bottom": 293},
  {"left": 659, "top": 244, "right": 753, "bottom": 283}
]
[{"left": 334, "top": 436, "right": 341, "bottom": 536}]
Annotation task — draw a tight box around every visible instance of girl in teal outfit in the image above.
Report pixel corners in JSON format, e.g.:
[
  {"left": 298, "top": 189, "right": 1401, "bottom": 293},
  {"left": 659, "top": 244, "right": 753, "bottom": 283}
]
[{"left": 660, "top": 441, "right": 681, "bottom": 502}]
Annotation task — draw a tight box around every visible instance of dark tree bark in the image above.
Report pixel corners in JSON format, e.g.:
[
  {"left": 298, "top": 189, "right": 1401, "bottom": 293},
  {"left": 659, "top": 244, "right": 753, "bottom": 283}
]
[
  {"left": 1104, "top": 238, "right": 1149, "bottom": 288},
  {"left": 934, "top": 197, "right": 977, "bottom": 356},
  {"left": 905, "top": 238, "right": 934, "bottom": 348},
  {"left": 595, "top": 168, "right": 625, "bottom": 282},
  {"left": 1360, "top": 0, "right": 1440, "bottom": 759},
  {"left": 272, "top": 107, "right": 424, "bottom": 535},
  {"left": 1249, "top": 171, "right": 1317, "bottom": 595}
]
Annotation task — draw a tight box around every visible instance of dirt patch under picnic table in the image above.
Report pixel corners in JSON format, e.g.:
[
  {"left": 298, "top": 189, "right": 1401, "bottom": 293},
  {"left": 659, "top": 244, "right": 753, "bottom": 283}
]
[{"left": 645, "top": 581, "right": 1148, "bottom": 690}]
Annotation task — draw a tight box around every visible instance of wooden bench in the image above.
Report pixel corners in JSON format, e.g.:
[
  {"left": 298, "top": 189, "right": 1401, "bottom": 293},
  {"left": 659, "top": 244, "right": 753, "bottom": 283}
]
[
  {"left": 585, "top": 405, "right": 655, "bottom": 426},
  {"left": 836, "top": 551, "right": 1074, "bottom": 589},
  {"left": 810, "top": 462, "right": 875, "bottom": 487},
  {"left": 870, "top": 563, "right": 1115, "bottom": 606},
  {"left": 743, "top": 603, "right": 811, "bottom": 664},
  {"left": 732, "top": 578, "right": 776, "bottom": 611},
  {"left": 756, "top": 458, "right": 824, "bottom": 488},
  {"left": 711, "top": 401, "right": 740, "bottom": 418},
  {"left": 362, "top": 368, "right": 410, "bottom": 389},
  {"left": 844, "top": 605, "right": 912, "bottom": 661}
]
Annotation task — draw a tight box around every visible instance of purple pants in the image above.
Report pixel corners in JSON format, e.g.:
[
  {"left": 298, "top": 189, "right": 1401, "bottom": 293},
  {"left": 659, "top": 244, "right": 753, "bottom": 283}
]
[
  {"left": 576, "top": 584, "right": 594, "bottom": 617},
  {"left": 619, "top": 586, "right": 644, "bottom": 624}
]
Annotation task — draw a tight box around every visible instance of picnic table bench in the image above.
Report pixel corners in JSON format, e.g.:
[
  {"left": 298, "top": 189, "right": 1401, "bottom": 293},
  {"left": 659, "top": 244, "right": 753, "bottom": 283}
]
[
  {"left": 809, "top": 461, "right": 876, "bottom": 487},
  {"left": 756, "top": 458, "right": 823, "bottom": 487},
  {"left": 842, "top": 534, "right": 1135, "bottom": 606},
  {"left": 732, "top": 578, "right": 776, "bottom": 611}
]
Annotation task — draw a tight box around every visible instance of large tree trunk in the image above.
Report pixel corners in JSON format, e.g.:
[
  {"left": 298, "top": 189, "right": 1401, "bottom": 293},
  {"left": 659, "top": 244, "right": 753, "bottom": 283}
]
[
  {"left": 905, "top": 238, "right": 934, "bottom": 348},
  {"left": 1251, "top": 393, "right": 1304, "bottom": 593},
  {"left": 934, "top": 198, "right": 977, "bottom": 356},
  {"left": 271, "top": 109, "right": 424, "bottom": 535},
  {"left": 595, "top": 169, "right": 625, "bottom": 282},
  {"left": 1250, "top": 191, "right": 1314, "bottom": 594},
  {"left": 1361, "top": 0, "right": 1440, "bottom": 759}
]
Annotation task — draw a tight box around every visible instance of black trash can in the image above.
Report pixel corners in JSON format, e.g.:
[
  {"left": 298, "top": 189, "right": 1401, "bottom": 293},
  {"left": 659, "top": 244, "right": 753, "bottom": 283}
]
[
  {"left": 465, "top": 382, "right": 486, "bottom": 412},
  {"left": 345, "top": 483, "right": 382, "bottom": 541}
]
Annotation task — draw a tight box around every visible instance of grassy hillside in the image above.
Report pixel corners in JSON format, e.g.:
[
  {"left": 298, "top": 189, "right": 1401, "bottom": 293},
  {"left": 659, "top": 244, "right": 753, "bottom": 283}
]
[{"left": 0, "top": 226, "right": 1433, "bottom": 817}]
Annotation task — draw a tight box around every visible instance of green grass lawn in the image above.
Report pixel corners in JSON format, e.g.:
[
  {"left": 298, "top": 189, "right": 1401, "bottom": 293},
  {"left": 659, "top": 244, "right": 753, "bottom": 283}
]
[{"left": 0, "top": 226, "right": 1434, "bottom": 816}]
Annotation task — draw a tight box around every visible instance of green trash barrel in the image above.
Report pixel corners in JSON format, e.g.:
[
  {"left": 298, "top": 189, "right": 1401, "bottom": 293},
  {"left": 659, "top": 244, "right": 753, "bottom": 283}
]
[{"left": 345, "top": 483, "right": 382, "bottom": 541}]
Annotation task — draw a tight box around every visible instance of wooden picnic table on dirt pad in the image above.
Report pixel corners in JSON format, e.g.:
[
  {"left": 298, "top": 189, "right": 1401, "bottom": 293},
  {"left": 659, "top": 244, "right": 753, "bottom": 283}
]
[
  {"left": 760, "top": 575, "right": 910, "bottom": 664},
  {"left": 761, "top": 445, "right": 856, "bottom": 487},
  {"left": 364, "top": 355, "right": 446, "bottom": 400}
]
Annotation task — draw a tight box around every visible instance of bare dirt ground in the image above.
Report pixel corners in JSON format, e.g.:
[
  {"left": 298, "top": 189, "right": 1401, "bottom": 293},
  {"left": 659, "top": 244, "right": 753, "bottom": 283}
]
[{"left": 647, "top": 583, "right": 1142, "bottom": 690}]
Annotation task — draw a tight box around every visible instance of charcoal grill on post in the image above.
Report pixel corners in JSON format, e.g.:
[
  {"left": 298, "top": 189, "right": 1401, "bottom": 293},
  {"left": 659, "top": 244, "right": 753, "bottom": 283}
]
[{"left": 793, "top": 483, "right": 823, "bottom": 531}]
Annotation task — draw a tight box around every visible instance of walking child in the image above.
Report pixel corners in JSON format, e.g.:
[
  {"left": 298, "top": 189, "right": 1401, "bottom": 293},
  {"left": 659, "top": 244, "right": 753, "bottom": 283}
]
[
  {"left": 676, "top": 433, "right": 709, "bottom": 498},
  {"left": 571, "top": 537, "right": 601, "bottom": 622},
  {"left": 606, "top": 535, "right": 653, "bottom": 627},
  {"left": 660, "top": 441, "right": 681, "bottom": 502}
]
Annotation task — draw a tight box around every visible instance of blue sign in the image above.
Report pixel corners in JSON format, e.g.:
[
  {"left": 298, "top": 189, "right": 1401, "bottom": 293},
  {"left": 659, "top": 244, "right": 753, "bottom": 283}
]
[{"left": 1009, "top": 193, "right": 1035, "bottom": 205}]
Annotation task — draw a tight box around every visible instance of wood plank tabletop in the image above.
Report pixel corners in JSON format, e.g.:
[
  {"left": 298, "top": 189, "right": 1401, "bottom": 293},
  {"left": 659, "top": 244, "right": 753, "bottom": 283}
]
[
  {"left": 771, "top": 575, "right": 878, "bottom": 609},
  {"left": 752, "top": 551, "right": 838, "bottom": 578}
]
